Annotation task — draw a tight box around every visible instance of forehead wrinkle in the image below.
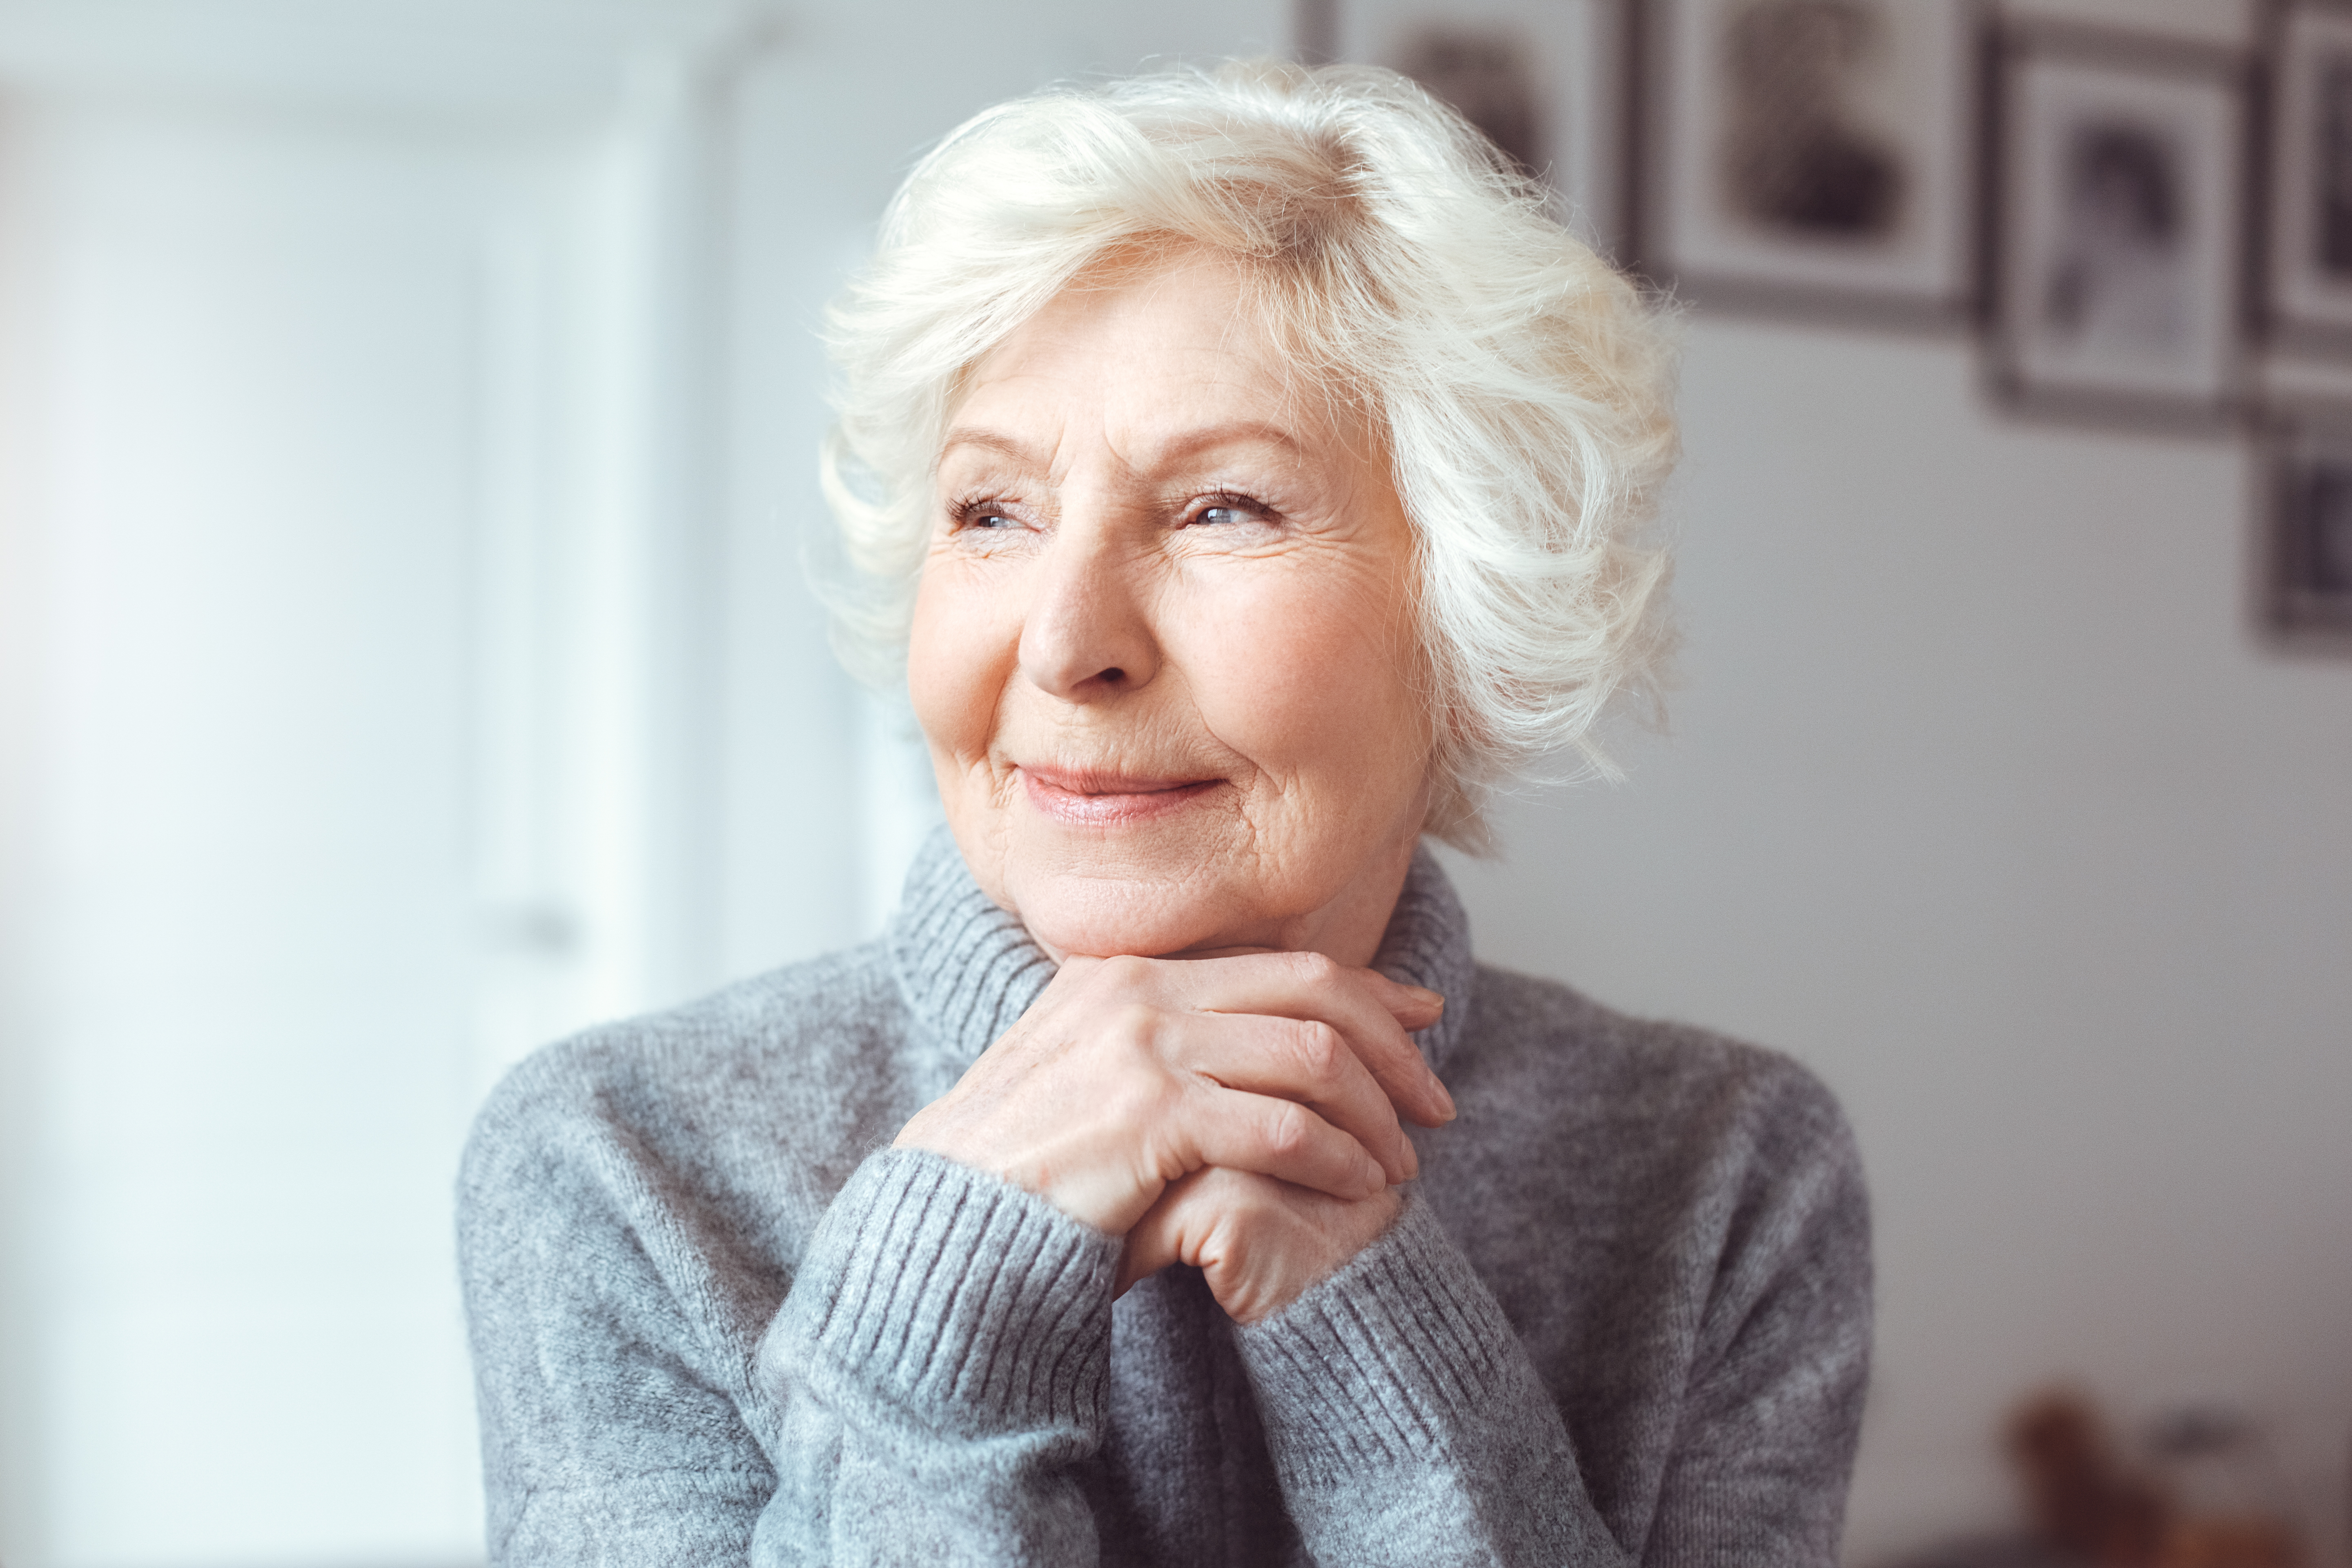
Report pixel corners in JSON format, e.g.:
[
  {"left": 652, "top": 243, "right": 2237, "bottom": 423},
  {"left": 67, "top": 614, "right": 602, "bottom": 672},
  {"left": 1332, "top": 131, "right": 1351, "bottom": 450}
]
[
  {"left": 1096, "top": 418, "right": 1321, "bottom": 492},
  {"left": 939, "top": 260, "right": 1354, "bottom": 494},
  {"left": 938, "top": 425, "right": 1057, "bottom": 472}
]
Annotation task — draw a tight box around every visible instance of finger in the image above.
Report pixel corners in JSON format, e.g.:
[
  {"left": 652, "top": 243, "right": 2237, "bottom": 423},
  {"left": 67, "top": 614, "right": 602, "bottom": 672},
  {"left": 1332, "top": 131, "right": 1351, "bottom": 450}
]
[
  {"left": 1118, "top": 1167, "right": 1265, "bottom": 1296},
  {"left": 1173, "top": 949, "right": 1444, "bottom": 1030},
  {"left": 1116, "top": 1225, "right": 1174, "bottom": 1297},
  {"left": 1068, "top": 950, "right": 1450, "bottom": 1124},
  {"left": 1121, "top": 1167, "right": 1399, "bottom": 1324},
  {"left": 1367, "top": 971, "right": 1447, "bottom": 1033},
  {"left": 1115, "top": 1168, "right": 1212, "bottom": 1295},
  {"left": 1158, "top": 1087, "right": 1389, "bottom": 1205},
  {"left": 1166, "top": 951, "right": 1456, "bottom": 1126},
  {"left": 1162, "top": 1010, "right": 1416, "bottom": 1183}
]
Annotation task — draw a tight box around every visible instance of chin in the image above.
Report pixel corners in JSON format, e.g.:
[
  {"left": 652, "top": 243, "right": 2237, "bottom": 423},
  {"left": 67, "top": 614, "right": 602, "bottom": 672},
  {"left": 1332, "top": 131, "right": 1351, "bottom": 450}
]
[
  {"left": 1003, "top": 860, "right": 1267, "bottom": 960},
  {"left": 954, "top": 790, "right": 1419, "bottom": 962}
]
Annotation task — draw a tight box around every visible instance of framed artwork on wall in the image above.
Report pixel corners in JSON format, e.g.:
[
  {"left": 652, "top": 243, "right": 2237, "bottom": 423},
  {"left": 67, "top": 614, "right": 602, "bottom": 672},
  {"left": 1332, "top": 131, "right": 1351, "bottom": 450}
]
[
  {"left": 1336, "top": 0, "right": 1623, "bottom": 254},
  {"left": 1986, "top": 24, "right": 2251, "bottom": 427},
  {"left": 2261, "top": 0, "right": 2352, "bottom": 352},
  {"left": 2259, "top": 405, "right": 2352, "bottom": 646},
  {"left": 1630, "top": 0, "right": 1981, "bottom": 325}
]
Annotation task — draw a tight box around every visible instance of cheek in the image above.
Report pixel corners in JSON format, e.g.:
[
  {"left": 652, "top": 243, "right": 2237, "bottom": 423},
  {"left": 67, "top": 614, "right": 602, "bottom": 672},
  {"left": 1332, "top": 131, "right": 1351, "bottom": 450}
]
[
  {"left": 1180, "top": 568, "right": 1427, "bottom": 784},
  {"left": 907, "top": 565, "right": 1007, "bottom": 761}
]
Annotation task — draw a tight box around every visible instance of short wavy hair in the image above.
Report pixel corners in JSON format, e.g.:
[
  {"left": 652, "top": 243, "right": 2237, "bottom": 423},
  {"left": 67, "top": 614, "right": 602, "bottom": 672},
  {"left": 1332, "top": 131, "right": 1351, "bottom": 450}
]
[{"left": 820, "top": 59, "right": 1679, "bottom": 849}]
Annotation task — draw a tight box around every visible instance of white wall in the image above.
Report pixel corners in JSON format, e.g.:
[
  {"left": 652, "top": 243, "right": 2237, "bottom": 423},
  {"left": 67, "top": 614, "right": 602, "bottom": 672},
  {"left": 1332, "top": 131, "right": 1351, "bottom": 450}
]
[{"left": 0, "top": 92, "right": 596, "bottom": 1568}]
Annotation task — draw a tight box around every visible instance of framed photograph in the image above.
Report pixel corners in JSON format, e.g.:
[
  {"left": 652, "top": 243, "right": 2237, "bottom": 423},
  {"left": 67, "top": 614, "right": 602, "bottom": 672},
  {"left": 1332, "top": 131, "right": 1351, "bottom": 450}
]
[
  {"left": 2259, "top": 406, "right": 2352, "bottom": 647},
  {"left": 1336, "top": 0, "right": 1623, "bottom": 254},
  {"left": 2261, "top": 0, "right": 2352, "bottom": 352},
  {"left": 1986, "top": 25, "right": 2251, "bottom": 427},
  {"left": 1632, "top": 0, "right": 1981, "bottom": 324}
]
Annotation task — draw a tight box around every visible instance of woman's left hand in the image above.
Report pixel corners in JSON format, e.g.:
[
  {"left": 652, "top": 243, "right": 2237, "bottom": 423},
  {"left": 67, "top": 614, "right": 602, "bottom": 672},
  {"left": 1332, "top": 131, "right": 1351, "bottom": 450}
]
[{"left": 1114, "top": 1165, "right": 1403, "bottom": 1324}]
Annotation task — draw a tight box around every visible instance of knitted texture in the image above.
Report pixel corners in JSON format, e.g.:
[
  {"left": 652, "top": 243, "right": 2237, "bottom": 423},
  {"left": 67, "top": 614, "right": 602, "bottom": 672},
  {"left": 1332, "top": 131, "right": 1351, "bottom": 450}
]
[
  {"left": 769, "top": 1148, "right": 1118, "bottom": 1439},
  {"left": 459, "top": 829, "right": 1872, "bottom": 1566}
]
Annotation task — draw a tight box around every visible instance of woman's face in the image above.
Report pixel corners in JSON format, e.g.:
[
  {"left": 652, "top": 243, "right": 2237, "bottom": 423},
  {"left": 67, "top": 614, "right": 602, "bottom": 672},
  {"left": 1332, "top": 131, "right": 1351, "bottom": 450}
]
[{"left": 910, "top": 251, "right": 1433, "bottom": 964}]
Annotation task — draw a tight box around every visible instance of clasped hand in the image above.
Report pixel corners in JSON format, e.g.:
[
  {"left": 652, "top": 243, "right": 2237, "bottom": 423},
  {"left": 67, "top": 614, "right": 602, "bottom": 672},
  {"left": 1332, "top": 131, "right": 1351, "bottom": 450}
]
[{"left": 893, "top": 951, "right": 1453, "bottom": 1324}]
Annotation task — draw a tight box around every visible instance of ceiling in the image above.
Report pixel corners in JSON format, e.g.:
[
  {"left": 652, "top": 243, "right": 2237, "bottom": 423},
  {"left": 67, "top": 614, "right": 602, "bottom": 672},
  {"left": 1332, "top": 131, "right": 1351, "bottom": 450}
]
[{"left": 0, "top": 0, "right": 782, "bottom": 121}]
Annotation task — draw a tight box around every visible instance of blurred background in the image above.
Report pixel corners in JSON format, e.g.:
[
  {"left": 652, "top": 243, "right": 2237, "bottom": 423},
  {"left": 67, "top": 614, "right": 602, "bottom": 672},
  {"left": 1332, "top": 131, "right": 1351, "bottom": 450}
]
[{"left": 0, "top": 0, "right": 2344, "bottom": 1565}]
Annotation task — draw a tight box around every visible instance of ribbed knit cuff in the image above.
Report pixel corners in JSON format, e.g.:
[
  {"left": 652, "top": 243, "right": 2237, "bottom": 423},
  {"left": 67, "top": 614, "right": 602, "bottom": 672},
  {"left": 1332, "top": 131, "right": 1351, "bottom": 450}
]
[
  {"left": 1234, "top": 1194, "right": 1525, "bottom": 1481},
  {"left": 765, "top": 1147, "right": 1118, "bottom": 1440}
]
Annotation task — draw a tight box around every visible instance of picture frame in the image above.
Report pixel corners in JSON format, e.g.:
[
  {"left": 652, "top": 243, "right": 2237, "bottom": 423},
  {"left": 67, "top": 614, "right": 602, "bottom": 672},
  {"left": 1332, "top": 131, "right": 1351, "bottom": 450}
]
[
  {"left": 2257, "top": 403, "right": 2352, "bottom": 647},
  {"left": 1630, "top": 0, "right": 1982, "bottom": 326},
  {"left": 1985, "top": 24, "right": 2252, "bottom": 428},
  {"left": 1336, "top": 0, "right": 1623, "bottom": 254},
  {"left": 2259, "top": 0, "right": 2352, "bottom": 353}
]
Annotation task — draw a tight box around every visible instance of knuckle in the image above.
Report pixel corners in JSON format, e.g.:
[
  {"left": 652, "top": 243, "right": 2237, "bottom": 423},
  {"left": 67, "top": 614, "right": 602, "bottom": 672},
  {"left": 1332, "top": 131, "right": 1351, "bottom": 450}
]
[
  {"left": 1285, "top": 949, "right": 1341, "bottom": 987},
  {"left": 1097, "top": 953, "right": 1157, "bottom": 990},
  {"left": 1261, "top": 1100, "right": 1310, "bottom": 1158},
  {"left": 1138, "top": 1128, "right": 1192, "bottom": 1187},
  {"left": 1106, "top": 1002, "right": 1163, "bottom": 1049},
  {"left": 1204, "top": 1205, "right": 1249, "bottom": 1262},
  {"left": 1289, "top": 1019, "right": 1345, "bottom": 1081}
]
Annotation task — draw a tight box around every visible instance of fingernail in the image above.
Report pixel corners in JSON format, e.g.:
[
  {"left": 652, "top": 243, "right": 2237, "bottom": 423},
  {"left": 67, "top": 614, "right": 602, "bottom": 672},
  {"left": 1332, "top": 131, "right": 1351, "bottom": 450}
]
[
  {"left": 1434, "top": 1079, "right": 1458, "bottom": 1122},
  {"left": 1406, "top": 984, "right": 1443, "bottom": 1006},
  {"left": 1402, "top": 1136, "right": 1420, "bottom": 1180},
  {"left": 1365, "top": 1155, "right": 1390, "bottom": 1194}
]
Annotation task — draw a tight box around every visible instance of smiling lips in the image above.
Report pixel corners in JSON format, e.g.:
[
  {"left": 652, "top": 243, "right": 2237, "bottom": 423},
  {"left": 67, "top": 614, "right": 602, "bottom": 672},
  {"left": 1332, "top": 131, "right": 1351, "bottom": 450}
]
[{"left": 1018, "top": 765, "right": 1221, "bottom": 827}]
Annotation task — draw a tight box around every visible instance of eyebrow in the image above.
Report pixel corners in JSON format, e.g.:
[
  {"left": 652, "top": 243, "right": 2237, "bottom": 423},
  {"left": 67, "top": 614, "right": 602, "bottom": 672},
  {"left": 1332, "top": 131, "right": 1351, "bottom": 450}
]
[{"left": 937, "top": 419, "right": 1309, "bottom": 472}]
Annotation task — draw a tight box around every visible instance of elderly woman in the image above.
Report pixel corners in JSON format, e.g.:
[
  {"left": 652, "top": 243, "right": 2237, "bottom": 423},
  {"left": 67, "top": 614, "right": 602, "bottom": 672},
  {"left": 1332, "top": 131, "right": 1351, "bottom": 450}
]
[{"left": 459, "top": 60, "right": 1870, "bottom": 1567}]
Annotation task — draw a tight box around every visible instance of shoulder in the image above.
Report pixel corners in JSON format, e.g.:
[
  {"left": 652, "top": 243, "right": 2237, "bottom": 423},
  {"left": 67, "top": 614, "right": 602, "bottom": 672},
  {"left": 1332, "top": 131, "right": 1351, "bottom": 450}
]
[
  {"left": 481, "top": 939, "right": 902, "bottom": 1105},
  {"left": 1429, "top": 966, "right": 1870, "bottom": 1425},
  {"left": 1459, "top": 962, "right": 1856, "bottom": 1165},
  {"left": 456, "top": 951, "right": 914, "bottom": 1518},
  {"left": 458, "top": 940, "right": 918, "bottom": 1257},
  {"left": 1434, "top": 964, "right": 1868, "bottom": 1282}
]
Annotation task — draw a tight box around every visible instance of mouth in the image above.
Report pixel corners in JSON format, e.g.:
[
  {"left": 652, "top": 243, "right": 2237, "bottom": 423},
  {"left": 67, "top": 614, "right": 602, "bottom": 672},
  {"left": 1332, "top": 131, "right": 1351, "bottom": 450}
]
[{"left": 1016, "top": 764, "right": 1222, "bottom": 827}]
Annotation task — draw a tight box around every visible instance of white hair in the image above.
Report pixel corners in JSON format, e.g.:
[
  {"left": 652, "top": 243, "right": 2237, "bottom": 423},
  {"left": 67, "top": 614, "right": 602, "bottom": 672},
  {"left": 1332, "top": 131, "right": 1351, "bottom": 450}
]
[{"left": 819, "top": 59, "right": 1680, "bottom": 849}]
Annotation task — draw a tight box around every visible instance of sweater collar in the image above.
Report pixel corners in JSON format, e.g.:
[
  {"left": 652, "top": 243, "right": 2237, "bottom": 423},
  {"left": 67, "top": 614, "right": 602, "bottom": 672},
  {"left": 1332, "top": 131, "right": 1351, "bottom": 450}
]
[{"left": 887, "top": 824, "right": 1475, "bottom": 1071}]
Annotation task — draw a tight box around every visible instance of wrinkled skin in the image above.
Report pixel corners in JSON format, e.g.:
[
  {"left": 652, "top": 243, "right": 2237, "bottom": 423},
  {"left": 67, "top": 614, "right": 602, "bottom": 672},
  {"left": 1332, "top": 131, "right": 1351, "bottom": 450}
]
[{"left": 893, "top": 251, "right": 1452, "bottom": 1322}]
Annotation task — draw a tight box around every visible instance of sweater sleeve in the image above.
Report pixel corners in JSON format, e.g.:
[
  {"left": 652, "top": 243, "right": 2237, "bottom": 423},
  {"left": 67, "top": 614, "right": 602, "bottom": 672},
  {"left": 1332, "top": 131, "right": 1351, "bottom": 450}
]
[
  {"left": 752, "top": 1148, "right": 1120, "bottom": 1566},
  {"left": 1234, "top": 1196, "right": 1631, "bottom": 1568},
  {"left": 1234, "top": 1074, "right": 1873, "bottom": 1568},
  {"left": 460, "top": 1064, "right": 1120, "bottom": 1568}
]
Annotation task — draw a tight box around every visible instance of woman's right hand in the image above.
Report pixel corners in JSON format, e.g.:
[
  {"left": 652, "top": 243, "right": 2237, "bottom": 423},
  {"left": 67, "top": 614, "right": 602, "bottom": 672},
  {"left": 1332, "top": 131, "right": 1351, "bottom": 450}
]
[{"left": 892, "top": 950, "right": 1454, "bottom": 1238}]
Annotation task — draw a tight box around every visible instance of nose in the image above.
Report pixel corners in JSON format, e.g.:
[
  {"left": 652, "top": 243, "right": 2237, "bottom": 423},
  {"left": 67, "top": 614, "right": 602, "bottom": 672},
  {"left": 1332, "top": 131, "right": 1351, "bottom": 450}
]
[{"left": 1016, "top": 518, "right": 1162, "bottom": 700}]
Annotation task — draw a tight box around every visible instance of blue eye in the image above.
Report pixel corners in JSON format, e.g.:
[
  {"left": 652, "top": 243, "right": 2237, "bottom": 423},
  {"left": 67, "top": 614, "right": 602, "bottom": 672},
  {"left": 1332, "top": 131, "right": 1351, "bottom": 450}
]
[
  {"left": 1191, "top": 495, "right": 1267, "bottom": 527},
  {"left": 951, "top": 501, "right": 1019, "bottom": 531}
]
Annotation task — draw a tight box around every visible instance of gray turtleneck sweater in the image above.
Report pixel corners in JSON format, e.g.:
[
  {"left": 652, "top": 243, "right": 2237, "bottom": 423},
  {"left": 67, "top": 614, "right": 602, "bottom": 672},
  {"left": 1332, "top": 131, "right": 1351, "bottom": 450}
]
[{"left": 458, "top": 832, "right": 1871, "bottom": 1566}]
